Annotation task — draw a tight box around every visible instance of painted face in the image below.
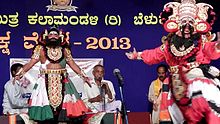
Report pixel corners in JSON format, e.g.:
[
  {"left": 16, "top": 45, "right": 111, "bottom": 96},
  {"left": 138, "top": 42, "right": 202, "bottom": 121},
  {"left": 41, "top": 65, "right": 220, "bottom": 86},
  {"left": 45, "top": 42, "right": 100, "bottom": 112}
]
[
  {"left": 48, "top": 31, "right": 59, "bottom": 41},
  {"left": 180, "top": 17, "right": 194, "bottom": 25},
  {"left": 157, "top": 67, "right": 166, "bottom": 82},
  {"left": 180, "top": 17, "right": 195, "bottom": 32},
  {"left": 46, "top": 30, "right": 62, "bottom": 47},
  {"left": 179, "top": 17, "right": 196, "bottom": 38},
  {"left": 93, "top": 66, "right": 104, "bottom": 81},
  {"left": 54, "top": 0, "right": 70, "bottom": 6}
]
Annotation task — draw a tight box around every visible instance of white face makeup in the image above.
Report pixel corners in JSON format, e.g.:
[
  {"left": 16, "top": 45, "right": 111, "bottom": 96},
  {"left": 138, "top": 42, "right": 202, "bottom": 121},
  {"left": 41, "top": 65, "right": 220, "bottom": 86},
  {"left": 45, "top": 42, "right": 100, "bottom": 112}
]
[
  {"left": 180, "top": 17, "right": 195, "bottom": 27},
  {"left": 48, "top": 31, "right": 59, "bottom": 40},
  {"left": 54, "top": 0, "right": 70, "bottom": 6}
]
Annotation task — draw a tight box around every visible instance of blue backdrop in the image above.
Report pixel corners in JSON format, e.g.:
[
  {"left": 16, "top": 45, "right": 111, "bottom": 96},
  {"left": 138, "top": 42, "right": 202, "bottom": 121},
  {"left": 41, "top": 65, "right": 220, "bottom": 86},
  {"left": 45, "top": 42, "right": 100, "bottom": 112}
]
[{"left": 0, "top": 0, "right": 220, "bottom": 113}]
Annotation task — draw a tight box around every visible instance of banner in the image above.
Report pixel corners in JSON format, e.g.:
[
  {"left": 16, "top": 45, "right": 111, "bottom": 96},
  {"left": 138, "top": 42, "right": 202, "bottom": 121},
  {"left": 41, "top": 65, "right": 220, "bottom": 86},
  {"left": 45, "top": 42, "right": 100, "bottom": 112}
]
[{"left": 0, "top": 0, "right": 219, "bottom": 113}]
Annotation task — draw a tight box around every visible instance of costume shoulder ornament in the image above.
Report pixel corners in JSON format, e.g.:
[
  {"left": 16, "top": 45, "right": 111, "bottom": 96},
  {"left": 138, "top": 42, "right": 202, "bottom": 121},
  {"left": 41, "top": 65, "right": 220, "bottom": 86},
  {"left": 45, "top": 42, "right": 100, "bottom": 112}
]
[
  {"left": 160, "top": 35, "right": 167, "bottom": 52},
  {"left": 201, "top": 32, "right": 216, "bottom": 48},
  {"left": 31, "top": 45, "right": 43, "bottom": 60},
  {"left": 65, "top": 48, "right": 73, "bottom": 61}
]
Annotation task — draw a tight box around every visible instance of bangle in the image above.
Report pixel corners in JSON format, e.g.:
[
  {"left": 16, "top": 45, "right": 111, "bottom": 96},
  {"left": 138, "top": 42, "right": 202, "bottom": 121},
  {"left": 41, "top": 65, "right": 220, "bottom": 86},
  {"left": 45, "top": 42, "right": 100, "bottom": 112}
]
[
  {"left": 132, "top": 52, "right": 138, "bottom": 59},
  {"left": 137, "top": 52, "right": 142, "bottom": 60},
  {"left": 215, "top": 42, "right": 220, "bottom": 53}
]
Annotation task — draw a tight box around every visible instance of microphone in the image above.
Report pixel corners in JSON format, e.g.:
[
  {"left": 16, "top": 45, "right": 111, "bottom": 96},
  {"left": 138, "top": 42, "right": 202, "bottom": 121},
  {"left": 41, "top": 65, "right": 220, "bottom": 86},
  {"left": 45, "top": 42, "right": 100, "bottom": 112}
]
[{"left": 113, "top": 68, "right": 124, "bottom": 86}]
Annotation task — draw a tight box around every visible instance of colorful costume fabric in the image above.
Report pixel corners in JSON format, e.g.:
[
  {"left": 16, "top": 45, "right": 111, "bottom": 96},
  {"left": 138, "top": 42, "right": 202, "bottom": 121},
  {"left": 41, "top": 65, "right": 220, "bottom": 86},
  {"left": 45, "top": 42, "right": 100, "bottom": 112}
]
[
  {"left": 141, "top": 36, "right": 220, "bottom": 123},
  {"left": 126, "top": 0, "right": 220, "bottom": 123},
  {"left": 27, "top": 27, "right": 89, "bottom": 121},
  {"left": 28, "top": 56, "right": 88, "bottom": 121}
]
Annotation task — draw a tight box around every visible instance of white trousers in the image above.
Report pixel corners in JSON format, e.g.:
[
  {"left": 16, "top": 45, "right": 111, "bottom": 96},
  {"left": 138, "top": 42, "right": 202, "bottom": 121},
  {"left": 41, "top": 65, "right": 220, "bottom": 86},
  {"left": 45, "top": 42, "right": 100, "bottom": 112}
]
[{"left": 94, "top": 100, "right": 122, "bottom": 112}]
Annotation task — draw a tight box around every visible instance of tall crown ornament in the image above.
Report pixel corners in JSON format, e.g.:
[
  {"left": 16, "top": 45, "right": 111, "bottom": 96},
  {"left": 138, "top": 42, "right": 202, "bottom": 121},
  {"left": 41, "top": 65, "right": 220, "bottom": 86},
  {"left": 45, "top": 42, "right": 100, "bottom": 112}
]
[
  {"left": 178, "top": 0, "right": 197, "bottom": 22},
  {"left": 162, "top": 0, "right": 214, "bottom": 33}
]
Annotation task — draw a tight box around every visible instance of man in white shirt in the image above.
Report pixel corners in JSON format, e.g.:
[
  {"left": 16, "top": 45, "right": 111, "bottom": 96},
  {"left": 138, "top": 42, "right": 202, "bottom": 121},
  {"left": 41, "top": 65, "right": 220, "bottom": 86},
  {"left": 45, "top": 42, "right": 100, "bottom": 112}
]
[
  {"left": 84, "top": 64, "right": 121, "bottom": 113},
  {"left": 2, "top": 63, "right": 33, "bottom": 123},
  {"left": 148, "top": 64, "right": 168, "bottom": 124}
]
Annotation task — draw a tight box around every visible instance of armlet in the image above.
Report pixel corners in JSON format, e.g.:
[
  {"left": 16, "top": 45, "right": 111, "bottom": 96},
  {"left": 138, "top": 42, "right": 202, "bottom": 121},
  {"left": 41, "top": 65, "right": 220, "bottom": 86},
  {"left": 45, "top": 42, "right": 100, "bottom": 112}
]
[
  {"left": 160, "top": 44, "right": 165, "bottom": 52},
  {"left": 65, "top": 48, "right": 73, "bottom": 61},
  {"left": 31, "top": 45, "right": 42, "bottom": 60}
]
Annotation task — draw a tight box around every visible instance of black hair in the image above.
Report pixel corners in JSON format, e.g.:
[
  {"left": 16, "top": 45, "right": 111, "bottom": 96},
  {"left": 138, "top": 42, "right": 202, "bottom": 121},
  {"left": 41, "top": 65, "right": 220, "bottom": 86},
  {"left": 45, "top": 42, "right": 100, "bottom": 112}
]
[
  {"left": 207, "top": 8, "right": 217, "bottom": 26},
  {"left": 10, "top": 63, "right": 23, "bottom": 77},
  {"left": 160, "top": 7, "right": 174, "bottom": 24},
  {"left": 48, "top": 27, "right": 59, "bottom": 34},
  {"left": 93, "top": 64, "right": 104, "bottom": 70},
  {"left": 93, "top": 64, "right": 105, "bottom": 76},
  {"left": 157, "top": 64, "right": 168, "bottom": 73}
]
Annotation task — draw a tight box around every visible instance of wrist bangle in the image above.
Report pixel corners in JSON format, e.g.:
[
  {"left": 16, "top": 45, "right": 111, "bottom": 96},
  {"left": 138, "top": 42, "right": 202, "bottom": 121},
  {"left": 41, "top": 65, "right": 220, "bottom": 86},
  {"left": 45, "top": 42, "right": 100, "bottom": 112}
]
[
  {"left": 215, "top": 42, "right": 220, "bottom": 53},
  {"left": 137, "top": 52, "right": 142, "bottom": 60},
  {"left": 132, "top": 52, "right": 138, "bottom": 59}
]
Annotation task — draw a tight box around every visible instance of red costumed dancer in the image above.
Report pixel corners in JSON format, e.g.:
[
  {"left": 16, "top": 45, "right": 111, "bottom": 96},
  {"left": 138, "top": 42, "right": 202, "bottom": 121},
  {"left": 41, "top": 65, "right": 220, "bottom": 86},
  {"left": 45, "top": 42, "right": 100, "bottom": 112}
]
[{"left": 126, "top": 0, "right": 220, "bottom": 123}]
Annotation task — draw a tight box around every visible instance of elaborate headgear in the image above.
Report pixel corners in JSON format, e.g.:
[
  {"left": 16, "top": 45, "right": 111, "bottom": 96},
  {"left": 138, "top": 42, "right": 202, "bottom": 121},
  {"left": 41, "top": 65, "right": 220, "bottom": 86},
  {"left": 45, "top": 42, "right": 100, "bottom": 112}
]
[
  {"left": 38, "top": 26, "right": 70, "bottom": 46},
  {"left": 161, "top": 0, "right": 215, "bottom": 33},
  {"left": 178, "top": 0, "right": 197, "bottom": 21}
]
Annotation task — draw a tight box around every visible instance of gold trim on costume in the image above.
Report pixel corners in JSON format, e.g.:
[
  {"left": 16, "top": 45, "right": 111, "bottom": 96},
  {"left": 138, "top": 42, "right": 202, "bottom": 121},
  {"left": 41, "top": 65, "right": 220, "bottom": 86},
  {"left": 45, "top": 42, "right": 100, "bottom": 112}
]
[
  {"left": 40, "top": 69, "right": 67, "bottom": 74},
  {"left": 40, "top": 69, "right": 67, "bottom": 110},
  {"left": 46, "top": 47, "right": 63, "bottom": 61},
  {"left": 160, "top": 44, "right": 165, "bottom": 52},
  {"left": 31, "top": 45, "right": 42, "bottom": 60},
  {"left": 169, "top": 62, "right": 199, "bottom": 73},
  {"left": 65, "top": 48, "right": 73, "bottom": 61},
  {"left": 171, "top": 77, "right": 186, "bottom": 100},
  {"left": 170, "top": 44, "right": 195, "bottom": 57},
  {"left": 169, "top": 62, "right": 200, "bottom": 100},
  {"left": 170, "top": 66, "right": 179, "bottom": 73},
  {"left": 48, "top": 73, "right": 63, "bottom": 111}
]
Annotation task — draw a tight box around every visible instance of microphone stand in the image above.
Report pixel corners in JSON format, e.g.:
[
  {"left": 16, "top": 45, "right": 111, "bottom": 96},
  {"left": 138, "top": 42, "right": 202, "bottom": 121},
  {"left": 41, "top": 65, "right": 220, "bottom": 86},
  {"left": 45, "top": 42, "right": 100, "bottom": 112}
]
[
  {"left": 118, "top": 81, "right": 129, "bottom": 124},
  {"left": 102, "top": 88, "right": 106, "bottom": 112},
  {"left": 100, "top": 84, "right": 106, "bottom": 112}
]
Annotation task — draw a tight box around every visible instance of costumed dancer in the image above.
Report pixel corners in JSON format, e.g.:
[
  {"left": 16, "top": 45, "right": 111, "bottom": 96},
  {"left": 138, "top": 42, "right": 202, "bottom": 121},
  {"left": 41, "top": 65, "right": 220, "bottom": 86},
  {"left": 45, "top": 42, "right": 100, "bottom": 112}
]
[
  {"left": 126, "top": 0, "right": 220, "bottom": 123},
  {"left": 17, "top": 27, "right": 90, "bottom": 123}
]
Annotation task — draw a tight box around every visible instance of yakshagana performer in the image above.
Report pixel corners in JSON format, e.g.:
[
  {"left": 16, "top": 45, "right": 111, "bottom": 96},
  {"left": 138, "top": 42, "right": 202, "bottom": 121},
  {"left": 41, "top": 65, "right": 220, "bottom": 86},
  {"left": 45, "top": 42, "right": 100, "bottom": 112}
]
[
  {"left": 126, "top": 0, "right": 220, "bottom": 123},
  {"left": 17, "top": 27, "right": 90, "bottom": 123}
]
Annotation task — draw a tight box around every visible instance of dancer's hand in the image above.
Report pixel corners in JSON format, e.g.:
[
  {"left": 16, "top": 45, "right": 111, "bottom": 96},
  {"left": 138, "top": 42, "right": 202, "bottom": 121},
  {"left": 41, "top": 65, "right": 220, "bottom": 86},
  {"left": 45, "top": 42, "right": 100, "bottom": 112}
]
[
  {"left": 84, "top": 76, "right": 92, "bottom": 87},
  {"left": 216, "top": 43, "right": 220, "bottom": 51},
  {"left": 216, "top": 32, "right": 220, "bottom": 50},
  {"left": 125, "top": 47, "right": 138, "bottom": 60},
  {"left": 78, "top": 70, "right": 92, "bottom": 87}
]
